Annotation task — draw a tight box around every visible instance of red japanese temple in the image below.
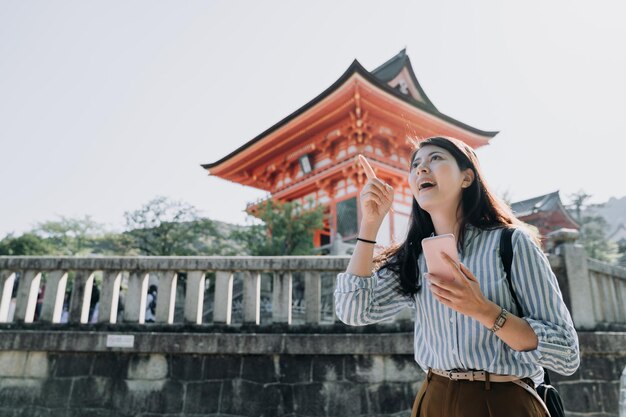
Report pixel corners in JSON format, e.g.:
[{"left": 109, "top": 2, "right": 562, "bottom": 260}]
[{"left": 202, "top": 50, "right": 498, "bottom": 247}]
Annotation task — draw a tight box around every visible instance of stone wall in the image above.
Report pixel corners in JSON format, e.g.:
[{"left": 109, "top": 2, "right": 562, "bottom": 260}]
[
  {"left": 0, "top": 329, "right": 624, "bottom": 417},
  {"left": 0, "top": 352, "right": 422, "bottom": 417}
]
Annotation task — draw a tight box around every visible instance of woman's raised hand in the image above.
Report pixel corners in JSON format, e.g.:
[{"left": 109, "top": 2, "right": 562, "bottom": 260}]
[{"left": 358, "top": 155, "right": 394, "bottom": 229}]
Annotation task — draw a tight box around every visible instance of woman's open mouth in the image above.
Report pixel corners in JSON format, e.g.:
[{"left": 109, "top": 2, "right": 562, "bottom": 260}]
[{"left": 419, "top": 182, "right": 437, "bottom": 193}]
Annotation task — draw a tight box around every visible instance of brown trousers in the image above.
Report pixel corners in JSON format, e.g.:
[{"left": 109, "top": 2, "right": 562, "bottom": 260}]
[{"left": 411, "top": 371, "right": 548, "bottom": 417}]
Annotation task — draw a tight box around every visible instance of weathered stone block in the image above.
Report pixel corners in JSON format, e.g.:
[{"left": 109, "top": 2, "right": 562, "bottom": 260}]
[
  {"left": 613, "top": 356, "right": 626, "bottom": 380},
  {"left": 50, "top": 353, "right": 92, "bottom": 377},
  {"left": 36, "top": 378, "right": 72, "bottom": 408},
  {"left": 23, "top": 352, "right": 48, "bottom": 379},
  {"left": 16, "top": 407, "right": 51, "bottom": 417},
  {"left": 69, "top": 376, "right": 113, "bottom": 408},
  {"left": 67, "top": 410, "right": 114, "bottom": 417},
  {"left": 221, "top": 379, "right": 287, "bottom": 416},
  {"left": 169, "top": 354, "right": 203, "bottom": 381},
  {"left": 137, "top": 414, "right": 183, "bottom": 417},
  {"left": 0, "top": 378, "right": 41, "bottom": 406},
  {"left": 127, "top": 354, "right": 167, "bottom": 380},
  {"left": 323, "top": 381, "right": 366, "bottom": 415},
  {"left": 366, "top": 382, "right": 412, "bottom": 414},
  {"left": 113, "top": 380, "right": 183, "bottom": 414},
  {"left": 581, "top": 355, "right": 617, "bottom": 381},
  {"left": 183, "top": 381, "right": 221, "bottom": 414},
  {"left": 292, "top": 383, "right": 325, "bottom": 416},
  {"left": 345, "top": 356, "right": 385, "bottom": 383},
  {"left": 383, "top": 356, "right": 422, "bottom": 383},
  {"left": 549, "top": 366, "right": 582, "bottom": 384},
  {"left": 599, "top": 381, "right": 620, "bottom": 413},
  {"left": 204, "top": 355, "right": 241, "bottom": 380},
  {"left": 0, "top": 408, "right": 16, "bottom": 417},
  {"left": 0, "top": 352, "right": 27, "bottom": 377},
  {"left": 220, "top": 379, "right": 264, "bottom": 416},
  {"left": 558, "top": 382, "right": 603, "bottom": 412},
  {"left": 279, "top": 355, "right": 311, "bottom": 383},
  {"left": 47, "top": 410, "right": 71, "bottom": 417},
  {"left": 241, "top": 355, "right": 279, "bottom": 383},
  {"left": 312, "top": 356, "right": 343, "bottom": 382},
  {"left": 275, "top": 384, "right": 295, "bottom": 415},
  {"left": 92, "top": 353, "right": 129, "bottom": 378}
]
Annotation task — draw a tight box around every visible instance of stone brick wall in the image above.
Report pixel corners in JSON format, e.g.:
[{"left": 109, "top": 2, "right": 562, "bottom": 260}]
[
  {"left": 0, "top": 330, "right": 624, "bottom": 417},
  {"left": 550, "top": 333, "right": 626, "bottom": 417},
  {"left": 0, "top": 351, "right": 423, "bottom": 417}
]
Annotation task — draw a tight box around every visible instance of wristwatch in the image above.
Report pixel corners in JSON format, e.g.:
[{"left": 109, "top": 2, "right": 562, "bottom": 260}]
[{"left": 490, "top": 307, "right": 509, "bottom": 333}]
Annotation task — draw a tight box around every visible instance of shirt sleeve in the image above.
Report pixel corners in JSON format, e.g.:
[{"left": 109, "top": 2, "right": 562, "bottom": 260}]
[
  {"left": 334, "top": 266, "right": 414, "bottom": 326},
  {"left": 507, "top": 228, "right": 580, "bottom": 376}
]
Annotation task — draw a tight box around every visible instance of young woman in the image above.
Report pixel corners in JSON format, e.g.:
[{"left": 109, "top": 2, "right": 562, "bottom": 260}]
[{"left": 335, "top": 136, "right": 579, "bottom": 417}]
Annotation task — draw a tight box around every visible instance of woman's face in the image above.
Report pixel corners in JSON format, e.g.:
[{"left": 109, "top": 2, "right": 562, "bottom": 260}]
[{"left": 408, "top": 145, "right": 473, "bottom": 213}]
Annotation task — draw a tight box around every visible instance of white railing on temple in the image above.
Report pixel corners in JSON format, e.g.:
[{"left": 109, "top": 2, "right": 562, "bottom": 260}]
[
  {"left": 0, "top": 248, "right": 624, "bottom": 328},
  {"left": 0, "top": 257, "right": 349, "bottom": 326}
]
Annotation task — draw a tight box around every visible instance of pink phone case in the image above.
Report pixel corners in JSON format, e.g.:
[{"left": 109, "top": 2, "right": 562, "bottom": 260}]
[{"left": 421, "top": 234, "right": 460, "bottom": 281}]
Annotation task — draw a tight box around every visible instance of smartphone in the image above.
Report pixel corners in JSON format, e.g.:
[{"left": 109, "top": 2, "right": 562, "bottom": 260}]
[{"left": 421, "top": 234, "right": 460, "bottom": 281}]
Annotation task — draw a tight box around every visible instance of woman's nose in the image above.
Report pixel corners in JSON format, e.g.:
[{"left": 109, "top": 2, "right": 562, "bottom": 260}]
[{"left": 417, "top": 162, "right": 429, "bottom": 173}]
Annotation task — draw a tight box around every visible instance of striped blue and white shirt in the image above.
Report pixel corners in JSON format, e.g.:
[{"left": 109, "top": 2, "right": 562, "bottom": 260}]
[{"left": 335, "top": 224, "right": 580, "bottom": 386}]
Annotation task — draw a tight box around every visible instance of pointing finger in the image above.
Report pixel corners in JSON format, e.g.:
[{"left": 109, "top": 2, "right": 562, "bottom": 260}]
[{"left": 358, "top": 155, "right": 377, "bottom": 179}]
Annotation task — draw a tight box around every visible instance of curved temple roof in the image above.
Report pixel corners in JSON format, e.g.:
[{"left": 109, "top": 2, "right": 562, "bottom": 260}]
[{"left": 202, "top": 50, "right": 498, "bottom": 170}]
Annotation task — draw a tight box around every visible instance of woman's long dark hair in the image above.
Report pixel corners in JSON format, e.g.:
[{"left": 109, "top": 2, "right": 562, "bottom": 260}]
[{"left": 375, "top": 136, "right": 539, "bottom": 296}]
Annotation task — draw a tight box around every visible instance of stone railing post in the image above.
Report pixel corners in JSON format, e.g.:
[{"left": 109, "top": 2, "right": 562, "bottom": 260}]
[
  {"left": 551, "top": 229, "right": 598, "bottom": 329},
  {"left": 0, "top": 271, "right": 16, "bottom": 322},
  {"left": 304, "top": 271, "right": 321, "bottom": 324},
  {"left": 242, "top": 271, "right": 261, "bottom": 325},
  {"left": 184, "top": 271, "right": 206, "bottom": 324},
  {"left": 154, "top": 271, "right": 177, "bottom": 324},
  {"left": 125, "top": 271, "right": 149, "bottom": 323},
  {"left": 68, "top": 271, "right": 95, "bottom": 324},
  {"left": 14, "top": 270, "right": 41, "bottom": 323},
  {"left": 272, "top": 272, "right": 292, "bottom": 324},
  {"left": 213, "top": 271, "right": 233, "bottom": 325},
  {"left": 98, "top": 271, "right": 121, "bottom": 324},
  {"left": 39, "top": 270, "right": 67, "bottom": 323}
]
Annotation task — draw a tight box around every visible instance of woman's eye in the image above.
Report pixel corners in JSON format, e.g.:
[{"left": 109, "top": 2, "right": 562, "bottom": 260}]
[{"left": 431, "top": 155, "right": 441, "bottom": 160}]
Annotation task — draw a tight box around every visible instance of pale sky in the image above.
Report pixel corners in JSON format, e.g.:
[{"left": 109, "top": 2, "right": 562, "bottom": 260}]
[{"left": 1, "top": 1, "right": 625, "bottom": 238}]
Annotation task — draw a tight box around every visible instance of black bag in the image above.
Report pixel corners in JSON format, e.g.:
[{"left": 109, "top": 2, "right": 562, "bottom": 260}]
[{"left": 500, "top": 227, "right": 565, "bottom": 417}]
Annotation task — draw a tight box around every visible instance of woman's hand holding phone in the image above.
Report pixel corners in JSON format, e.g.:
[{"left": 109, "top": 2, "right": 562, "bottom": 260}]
[
  {"left": 358, "top": 155, "right": 394, "bottom": 235},
  {"left": 426, "top": 251, "right": 492, "bottom": 320}
]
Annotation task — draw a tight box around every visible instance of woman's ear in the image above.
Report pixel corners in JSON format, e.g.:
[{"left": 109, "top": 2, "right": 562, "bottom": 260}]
[{"left": 462, "top": 169, "right": 475, "bottom": 188}]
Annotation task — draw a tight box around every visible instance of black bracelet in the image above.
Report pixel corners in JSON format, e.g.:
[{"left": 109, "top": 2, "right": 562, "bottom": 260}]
[{"left": 356, "top": 237, "right": 376, "bottom": 244}]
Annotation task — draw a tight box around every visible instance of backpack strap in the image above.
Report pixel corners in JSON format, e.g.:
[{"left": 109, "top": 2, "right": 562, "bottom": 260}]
[
  {"left": 499, "top": 227, "right": 552, "bottom": 385},
  {"left": 499, "top": 227, "right": 523, "bottom": 314}
]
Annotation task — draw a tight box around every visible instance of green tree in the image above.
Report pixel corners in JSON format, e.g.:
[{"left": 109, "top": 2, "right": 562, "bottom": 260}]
[
  {"left": 565, "top": 190, "right": 619, "bottom": 263},
  {"left": 32, "top": 215, "right": 104, "bottom": 255},
  {"left": 124, "top": 196, "right": 227, "bottom": 255},
  {"left": 617, "top": 238, "right": 626, "bottom": 267},
  {"left": 578, "top": 215, "right": 620, "bottom": 263},
  {"left": 90, "top": 232, "right": 136, "bottom": 255},
  {"left": 0, "top": 233, "right": 53, "bottom": 255},
  {"left": 232, "top": 199, "right": 324, "bottom": 256}
]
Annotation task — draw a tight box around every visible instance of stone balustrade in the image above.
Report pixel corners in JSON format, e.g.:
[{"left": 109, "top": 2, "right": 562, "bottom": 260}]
[
  {"left": 587, "top": 258, "right": 626, "bottom": 324},
  {"left": 0, "top": 256, "right": 349, "bottom": 326},
  {"left": 1, "top": 239, "right": 624, "bottom": 331}
]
